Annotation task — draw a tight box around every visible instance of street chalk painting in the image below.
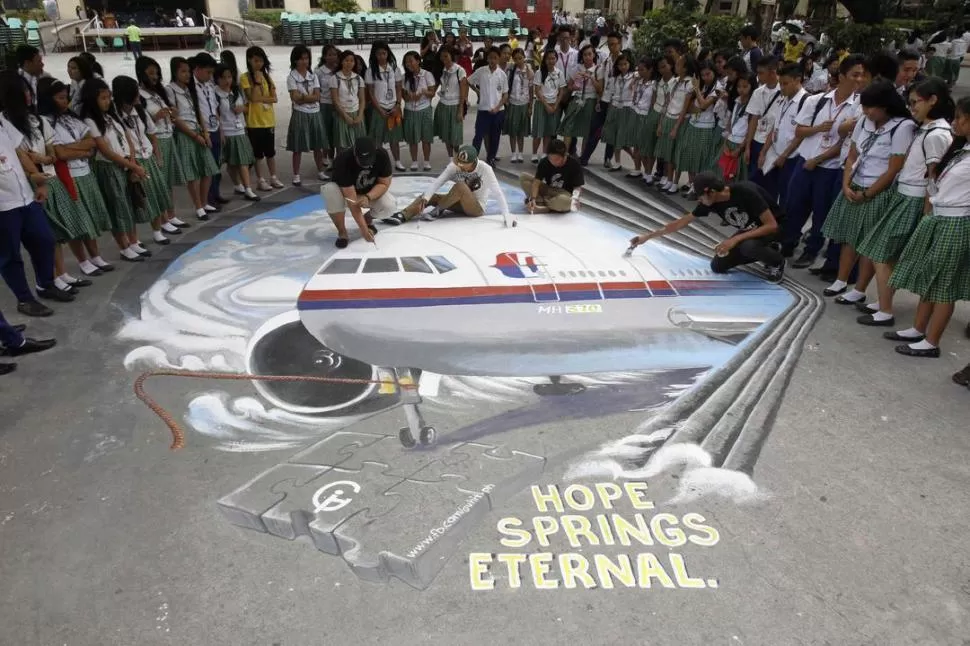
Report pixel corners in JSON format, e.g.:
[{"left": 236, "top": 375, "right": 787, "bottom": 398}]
[{"left": 120, "top": 176, "right": 801, "bottom": 589}]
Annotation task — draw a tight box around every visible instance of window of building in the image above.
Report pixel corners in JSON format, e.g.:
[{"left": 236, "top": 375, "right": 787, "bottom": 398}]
[
  {"left": 428, "top": 256, "right": 456, "bottom": 273},
  {"left": 401, "top": 257, "right": 433, "bottom": 273},
  {"left": 253, "top": 0, "right": 284, "bottom": 9},
  {"left": 319, "top": 258, "right": 362, "bottom": 274},
  {"left": 363, "top": 258, "right": 400, "bottom": 273},
  {"left": 372, "top": 0, "right": 395, "bottom": 8}
]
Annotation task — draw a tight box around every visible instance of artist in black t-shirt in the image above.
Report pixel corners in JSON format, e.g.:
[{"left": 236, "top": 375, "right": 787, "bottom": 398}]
[
  {"left": 628, "top": 171, "right": 786, "bottom": 282},
  {"left": 322, "top": 137, "right": 394, "bottom": 248},
  {"left": 519, "top": 139, "right": 585, "bottom": 213}
]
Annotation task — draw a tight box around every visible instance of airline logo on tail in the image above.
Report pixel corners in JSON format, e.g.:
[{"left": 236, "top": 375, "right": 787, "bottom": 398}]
[{"left": 492, "top": 252, "right": 541, "bottom": 279}]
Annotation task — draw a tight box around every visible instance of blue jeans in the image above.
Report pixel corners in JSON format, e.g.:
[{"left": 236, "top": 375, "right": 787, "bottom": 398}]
[
  {"left": 207, "top": 134, "right": 223, "bottom": 203},
  {"left": 473, "top": 109, "right": 505, "bottom": 163},
  {"left": 0, "top": 202, "right": 54, "bottom": 303},
  {"left": 782, "top": 158, "right": 841, "bottom": 256},
  {"left": 580, "top": 101, "right": 614, "bottom": 164},
  {"left": 0, "top": 308, "right": 24, "bottom": 349},
  {"left": 761, "top": 156, "right": 799, "bottom": 205}
]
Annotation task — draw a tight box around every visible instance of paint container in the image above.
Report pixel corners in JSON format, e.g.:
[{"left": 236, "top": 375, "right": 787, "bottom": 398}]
[{"left": 623, "top": 245, "right": 636, "bottom": 257}]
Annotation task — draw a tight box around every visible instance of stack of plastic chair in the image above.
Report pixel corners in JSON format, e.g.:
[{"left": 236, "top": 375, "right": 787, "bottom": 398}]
[{"left": 25, "top": 20, "right": 42, "bottom": 49}]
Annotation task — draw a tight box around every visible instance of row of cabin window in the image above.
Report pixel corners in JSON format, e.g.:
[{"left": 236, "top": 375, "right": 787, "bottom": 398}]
[
  {"left": 320, "top": 256, "right": 457, "bottom": 275},
  {"left": 557, "top": 270, "right": 627, "bottom": 279}
]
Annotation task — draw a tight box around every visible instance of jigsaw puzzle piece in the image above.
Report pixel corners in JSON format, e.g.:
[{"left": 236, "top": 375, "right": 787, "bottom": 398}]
[
  {"left": 332, "top": 477, "right": 491, "bottom": 589},
  {"left": 287, "top": 431, "right": 388, "bottom": 468},
  {"left": 418, "top": 442, "right": 546, "bottom": 508},
  {"left": 217, "top": 464, "right": 332, "bottom": 534},
  {"left": 298, "top": 434, "right": 471, "bottom": 481}
]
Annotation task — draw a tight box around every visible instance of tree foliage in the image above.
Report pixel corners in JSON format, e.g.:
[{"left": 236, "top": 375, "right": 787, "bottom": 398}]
[
  {"left": 633, "top": 6, "right": 695, "bottom": 57},
  {"left": 320, "top": 0, "right": 361, "bottom": 13},
  {"left": 703, "top": 15, "right": 747, "bottom": 51},
  {"left": 825, "top": 21, "right": 901, "bottom": 51}
]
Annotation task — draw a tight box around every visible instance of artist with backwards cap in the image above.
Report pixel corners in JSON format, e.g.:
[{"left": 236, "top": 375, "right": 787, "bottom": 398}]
[
  {"left": 383, "top": 145, "right": 515, "bottom": 227},
  {"left": 321, "top": 137, "right": 395, "bottom": 248}
]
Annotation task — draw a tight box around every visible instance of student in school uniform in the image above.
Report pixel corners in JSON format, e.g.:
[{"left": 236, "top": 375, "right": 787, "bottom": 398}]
[
  {"left": 629, "top": 56, "right": 658, "bottom": 181},
  {"left": 401, "top": 50, "right": 437, "bottom": 171},
  {"left": 286, "top": 45, "right": 328, "bottom": 186},
  {"left": 820, "top": 81, "right": 916, "bottom": 302},
  {"left": 886, "top": 96, "right": 970, "bottom": 358},
  {"left": 781, "top": 54, "right": 866, "bottom": 268},
  {"left": 603, "top": 52, "right": 638, "bottom": 175},
  {"left": 0, "top": 313, "right": 56, "bottom": 375},
  {"left": 642, "top": 55, "right": 674, "bottom": 185},
  {"left": 316, "top": 44, "right": 341, "bottom": 170},
  {"left": 365, "top": 42, "right": 405, "bottom": 172},
  {"left": 655, "top": 55, "right": 693, "bottom": 194},
  {"left": 557, "top": 44, "right": 600, "bottom": 158},
  {"left": 214, "top": 63, "right": 260, "bottom": 201},
  {"left": 716, "top": 71, "right": 756, "bottom": 183},
  {"left": 673, "top": 60, "right": 719, "bottom": 198},
  {"left": 743, "top": 56, "right": 782, "bottom": 184},
  {"left": 757, "top": 63, "right": 809, "bottom": 204},
  {"left": 330, "top": 50, "right": 367, "bottom": 154},
  {"left": 530, "top": 50, "right": 566, "bottom": 162},
  {"left": 504, "top": 48, "right": 534, "bottom": 164},
  {"left": 552, "top": 26, "right": 579, "bottom": 79},
  {"left": 946, "top": 29, "right": 968, "bottom": 86},
  {"left": 853, "top": 78, "right": 953, "bottom": 327},
  {"left": 240, "top": 46, "right": 283, "bottom": 191},
  {"left": 434, "top": 47, "right": 468, "bottom": 160},
  {"left": 468, "top": 47, "right": 509, "bottom": 167},
  {"left": 581, "top": 30, "right": 623, "bottom": 168},
  {"left": 189, "top": 54, "right": 226, "bottom": 208}
]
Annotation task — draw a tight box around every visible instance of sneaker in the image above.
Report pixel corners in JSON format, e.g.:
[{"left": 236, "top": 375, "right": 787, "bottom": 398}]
[
  {"left": 421, "top": 207, "right": 442, "bottom": 221},
  {"left": 317, "top": 170, "right": 329, "bottom": 181},
  {"left": 382, "top": 212, "right": 407, "bottom": 226},
  {"left": 792, "top": 251, "right": 817, "bottom": 269},
  {"left": 395, "top": 161, "right": 407, "bottom": 172},
  {"left": 410, "top": 162, "right": 419, "bottom": 171},
  {"left": 270, "top": 177, "right": 285, "bottom": 189},
  {"left": 258, "top": 178, "right": 272, "bottom": 191},
  {"left": 292, "top": 175, "right": 302, "bottom": 186},
  {"left": 643, "top": 174, "right": 656, "bottom": 185},
  {"left": 423, "top": 162, "right": 432, "bottom": 171},
  {"left": 765, "top": 258, "right": 785, "bottom": 284}
]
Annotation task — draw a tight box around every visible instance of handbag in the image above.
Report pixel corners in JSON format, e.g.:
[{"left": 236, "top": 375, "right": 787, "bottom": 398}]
[
  {"left": 127, "top": 170, "right": 147, "bottom": 210},
  {"left": 53, "top": 160, "right": 78, "bottom": 200},
  {"left": 717, "top": 150, "right": 740, "bottom": 180}
]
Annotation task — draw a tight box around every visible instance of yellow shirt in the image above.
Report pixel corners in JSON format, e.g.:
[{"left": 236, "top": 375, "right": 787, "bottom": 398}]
[
  {"left": 239, "top": 71, "right": 276, "bottom": 128},
  {"left": 509, "top": 37, "right": 519, "bottom": 50},
  {"left": 126, "top": 24, "right": 141, "bottom": 43},
  {"left": 783, "top": 41, "right": 805, "bottom": 63}
]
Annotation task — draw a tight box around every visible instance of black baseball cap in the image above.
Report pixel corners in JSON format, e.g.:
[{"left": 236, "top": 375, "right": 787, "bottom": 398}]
[
  {"left": 692, "top": 171, "right": 725, "bottom": 195},
  {"left": 354, "top": 137, "right": 377, "bottom": 168}
]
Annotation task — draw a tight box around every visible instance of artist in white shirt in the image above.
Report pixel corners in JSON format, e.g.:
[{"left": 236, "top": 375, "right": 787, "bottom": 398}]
[{"left": 385, "top": 145, "right": 513, "bottom": 227}]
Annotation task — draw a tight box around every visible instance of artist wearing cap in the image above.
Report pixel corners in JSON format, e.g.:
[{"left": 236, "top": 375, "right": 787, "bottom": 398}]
[
  {"left": 321, "top": 137, "right": 394, "bottom": 248},
  {"left": 383, "top": 145, "right": 513, "bottom": 227},
  {"left": 520, "top": 138, "right": 584, "bottom": 213},
  {"left": 627, "top": 171, "right": 786, "bottom": 283}
]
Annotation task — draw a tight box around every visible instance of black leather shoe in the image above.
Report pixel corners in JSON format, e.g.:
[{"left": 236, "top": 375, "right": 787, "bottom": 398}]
[
  {"left": 17, "top": 301, "right": 52, "bottom": 317},
  {"left": 5, "top": 337, "right": 56, "bottom": 357},
  {"left": 0, "top": 363, "right": 16, "bottom": 376},
  {"left": 819, "top": 270, "right": 838, "bottom": 282},
  {"left": 792, "top": 252, "right": 817, "bottom": 269},
  {"left": 80, "top": 266, "right": 103, "bottom": 277},
  {"left": 155, "top": 237, "right": 171, "bottom": 246},
  {"left": 883, "top": 331, "right": 925, "bottom": 342},
  {"left": 823, "top": 285, "right": 847, "bottom": 297},
  {"left": 953, "top": 364, "right": 970, "bottom": 387},
  {"left": 895, "top": 344, "right": 940, "bottom": 358},
  {"left": 94, "top": 262, "right": 115, "bottom": 272},
  {"left": 120, "top": 254, "right": 145, "bottom": 263},
  {"left": 215, "top": 196, "right": 231, "bottom": 205},
  {"left": 857, "top": 313, "right": 894, "bottom": 327},
  {"left": 66, "top": 277, "right": 93, "bottom": 288},
  {"left": 135, "top": 247, "right": 152, "bottom": 257},
  {"left": 197, "top": 212, "right": 210, "bottom": 222},
  {"left": 36, "top": 287, "right": 74, "bottom": 303},
  {"left": 854, "top": 301, "right": 877, "bottom": 313},
  {"left": 12, "top": 324, "right": 25, "bottom": 333},
  {"left": 834, "top": 294, "right": 865, "bottom": 305}
]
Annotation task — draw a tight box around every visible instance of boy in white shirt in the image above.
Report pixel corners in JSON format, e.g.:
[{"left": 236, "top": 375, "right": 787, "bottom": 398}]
[
  {"left": 758, "top": 63, "right": 809, "bottom": 204},
  {"left": 744, "top": 55, "right": 781, "bottom": 183},
  {"left": 468, "top": 48, "right": 509, "bottom": 166}
]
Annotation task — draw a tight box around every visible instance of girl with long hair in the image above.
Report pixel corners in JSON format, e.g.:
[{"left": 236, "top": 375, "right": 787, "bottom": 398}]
[
  {"left": 531, "top": 49, "right": 566, "bottom": 162},
  {"left": 66, "top": 55, "right": 97, "bottom": 114},
  {"left": 167, "top": 57, "right": 220, "bottom": 220},
  {"left": 240, "top": 46, "right": 282, "bottom": 191},
  {"left": 642, "top": 55, "right": 673, "bottom": 185},
  {"left": 716, "top": 71, "right": 757, "bottom": 182},
  {"left": 365, "top": 41, "right": 405, "bottom": 171},
  {"left": 654, "top": 54, "right": 694, "bottom": 194},
  {"left": 420, "top": 29, "right": 442, "bottom": 82},
  {"left": 821, "top": 81, "right": 916, "bottom": 303},
  {"left": 503, "top": 48, "right": 533, "bottom": 164},
  {"left": 401, "top": 50, "right": 437, "bottom": 171},
  {"left": 630, "top": 56, "right": 658, "bottom": 180},
  {"left": 674, "top": 60, "right": 719, "bottom": 197},
  {"left": 285, "top": 45, "right": 327, "bottom": 186},
  {"left": 113, "top": 75, "right": 174, "bottom": 247},
  {"left": 853, "top": 78, "right": 953, "bottom": 326},
  {"left": 316, "top": 44, "right": 341, "bottom": 169},
  {"left": 887, "top": 95, "right": 970, "bottom": 359},
  {"left": 39, "top": 77, "right": 114, "bottom": 278},
  {"left": 214, "top": 64, "right": 259, "bottom": 201},
  {"left": 433, "top": 46, "right": 467, "bottom": 159},
  {"left": 456, "top": 27, "right": 474, "bottom": 76},
  {"left": 602, "top": 52, "right": 637, "bottom": 175},
  {"left": 79, "top": 78, "right": 149, "bottom": 261},
  {"left": 330, "top": 50, "right": 366, "bottom": 153},
  {"left": 558, "top": 44, "right": 601, "bottom": 154},
  {"left": 136, "top": 56, "right": 187, "bottom": 234}
]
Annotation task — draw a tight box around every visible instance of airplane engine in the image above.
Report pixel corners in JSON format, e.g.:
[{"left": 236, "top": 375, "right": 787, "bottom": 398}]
[{"left": 245, "top": 311, "right": 382, "bottom": 415}]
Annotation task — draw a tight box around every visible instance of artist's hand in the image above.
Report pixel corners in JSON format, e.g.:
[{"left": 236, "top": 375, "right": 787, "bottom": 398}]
[
  {"left": 357, "top": 195, "right": 371, "bottom": 210},
  {"left": 714, "top": 238, "right": 738, "bottom": 256},
  {"left": 360, "top": 224, "right": 375, "bottom": 243},
  {"left": 629, "top": 232, "right": 652, "bottom": 248},
  {"left": 415, "top": 196, "right": 428, "bottom": 211}
]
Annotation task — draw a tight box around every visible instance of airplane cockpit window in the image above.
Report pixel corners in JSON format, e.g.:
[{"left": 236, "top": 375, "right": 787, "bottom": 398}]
[
  {"left": 401, "top": 256, "right": 433, "bottom": 273},
  {"left": 319, "top": 258, "right": 362, "bottom": 275},
  {"left": 362, "top": 258, "right": 400, "bottom": 273},
  {"left": 428, "top": 256, "right": 456, "bottom": 274}
]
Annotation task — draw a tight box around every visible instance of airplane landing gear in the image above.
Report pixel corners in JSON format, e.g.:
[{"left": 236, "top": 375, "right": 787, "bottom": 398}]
[
  {"left": 533, "top": 375, "right": 586, "bottom": 397},
  {"left": 396, "top": 368, "right": 437, "bottom": 448}
]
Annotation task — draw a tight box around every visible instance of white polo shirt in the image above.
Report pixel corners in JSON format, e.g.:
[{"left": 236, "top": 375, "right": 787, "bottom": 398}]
[
  {"left": 330, "top": 72, "right": 365, "bottom": 112},
  {"left": 468, "top": 66, "right": 509, "bottom": 112},
  {"left": 897, "top": 119, "right": 952, "bottom": 197},
  {"left": 50, "top": 114, "right": 92, "bottom": 178},
  {"left": 534, "top": 68, "right": 566, "bottom": 104},
  {"left": 848, "top": 116, "right": 917, "bottom": 188},
  {"left": 194, "top": 79, "right": 219, "bottom": 131},
  {"left": 0, "top": 119, "right": 36, "bottom": 211},
  {"left": 631, "top": 78, "right": 656, "bottom": 116},
  {"left": 287, "top": 70, "right": 321, "bottom": 114},
  {"left": 794, "top": 89, "right": 859, "bottom": 169},
  {"left": 598, "top": 53, "right": 619, "bottom": 102},
  {"left": 746, "top": 83, "right": 782, "bottom": 145},
  {"left": 316, "top": 65, "right": 337, "bottom": 105},
  {"left": 769, "top": 88, "right": 809, "bottom": 156},
  {"left": 438, "top": 64, "right": 467, "bottom": 107},
  {"left": 365, "top": 65, "right": 403, "bottom": 111},
  {"left": 553, "top": 46, "right": 578, "bottom": 78},
  {"left": 929, "top": 143, "right": 970, "bottom": 214}
]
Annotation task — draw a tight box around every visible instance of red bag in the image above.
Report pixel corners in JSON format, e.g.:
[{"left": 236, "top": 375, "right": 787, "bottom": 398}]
[
  {"left": 717, "top": 151, "right": 739, "bottom": 181},
  {"left": 53, "top": 160, "right": 78, "bottom": 200}
]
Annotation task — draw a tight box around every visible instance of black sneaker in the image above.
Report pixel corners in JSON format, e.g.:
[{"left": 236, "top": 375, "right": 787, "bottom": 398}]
[
  {"left": 381, "top": 212, "right": 407, "bottom": 226},
  {"left": 36, "top": 287, "right": 74, "bottom": 303},
  {"left": 765, "top": 258, "right": 785, "bottom": 284},
  {"left": 16, "top": 301, "right": 53, "bottom": 317},
  {"left": 792, "top": 251, "right": 817, "bottom": 269}
]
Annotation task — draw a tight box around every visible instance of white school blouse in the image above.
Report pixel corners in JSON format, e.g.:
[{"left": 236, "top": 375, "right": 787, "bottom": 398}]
[
  {"left": 897, "top": 119, "right": 952, "bottom": 197},
  {"left": 564, "top": 64, "right": 601, "bottom": 102},
  {"left": 929, "top": 144, "right": 970, "bottom": 214},
  {"left": 848, "top": 116, "right": 917, "bottom": 188},
  {"left": 166, "top": 83, "right": 199, "bottom": 128},
  {"left": 122, "top": 108, "right": 155, "bottom": 159},
  {"left": 631, "top": 78, "right": 656, "bottom": 116},
  {"left": 139, "top": 88, "right": 173, "bottom": 138},
  {"left": 652, "top": 77, "right": 674, "bottom": 115},
  {"left": 507, "top": 66, "right": 534, "bottom": 106},
  {"left": 438, "top": 64, "right": 467, "bottom": 107},
  {"left": 534, "top": 68, "right": 566, "bottom": 104},
  {"left": 85, "top": 115, "right": 132, "bottom": 161},
  {"left": 0, "top": 120, "right": 34, "bottom": 210},
  {"left": 9, "top": 115, "right": 54, "bottom": 176},
  {"left": 402, "top": 69, "right": 436, "bottom": 111},
  {"left": 330, "top": 72, "right": 365, "bottom": 112},
  {"left": 287, "top": 70, "right": 321, "bottom": 114},
  {"left": 365, "top": 65, "right": 403, "bottom": 111},
  {"left": 665, "top": 78, "right": 692, "bottom": 118},
  {"left": 51, "top": 114, "right": 92, "bottom": 177},
  {"left": 609, "top": 72, "right": 635, "bottom": 108},
  {"left": 688, "top": 86, "right": 718, "bottom": 128},
  {"left": 215, "top": 88, "right": 246, "bottom": 137},
  {"left": 468, "top": 66, "right": 509, "bottom": 112},
  {"left": 316, "top": 66, "right": 337, "bottom": 105},
  {"left": 726, "top": 101, "right": 750, "bottom": 144}
]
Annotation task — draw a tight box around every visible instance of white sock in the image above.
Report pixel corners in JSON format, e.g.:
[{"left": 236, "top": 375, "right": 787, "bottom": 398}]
[
  {"left": 245, "top": 187, "right": 257, "bottom": 198},
  {"left": 235, "top": 184, "right": 245, "bottom": 192},
  {"left": 827, "top": 279, "right": 847, "bottom": 292},
  {"left": 134, "top": 242, "right": 147, "bottom": 251},
  {"left": 162, "top": 222, "right": 179, "bottom": 233},
  {"left": 91, "top": 256, "right": 110, "bottom": 268},
  {"left": 54, "top": 276, "right": 70, "bottom": 290},
  {"left": 872, "top": 311, "right": 893, "bottom": 322},
  {"left": 152, "top": 230, "right": 167, "bottom": 243},
  {"left": 864, "top": 301, "right": 879, "bottom": 312},
  {"left": 196, "top": 208, "right": 207, "bottom": 218},
  {"left": 909, "top": 340, "right": 937, "bottom": 350},
  {"left": 204, "top": 204, "right": 217, "bottom": 211},
  {"left": 79, "top": 260, "right": 98, "bottom": 273},
  {"left": 121, "top": 247, "right": 141, "bottom": 259},
  {"left": 842, "top": 289, "right": 866, "bottom": 302},
  {"left": 896, "top": 327, "right": 924, "bottom": 338},
  {"left": 170, "top": 217, "right": 186, "bottom": 226}
]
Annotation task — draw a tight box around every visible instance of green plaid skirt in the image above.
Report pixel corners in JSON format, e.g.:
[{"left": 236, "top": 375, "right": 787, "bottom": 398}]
[
  {"left": 558, "top": 97, "right": 596, "bottom": 139},
  {"left": 403, "top": 107, "right": 434, "bottom": 144},
  {"left": 368, "top": 108, "right": 404, "bottom": 146},
  {"left": 174, "top": 130, "right": 220, "bottom": 183},
  {"left": 333, "top": 112, "right": 366, "bottom": 150},
  {"left": 433, "top": 103, "right": 463, "bottom": 146},
  {"left": 503, "top": 103, "right": 531, "bottom": 137},
  {"left": 75, "top": 172, "right": 110, "bottom": 234},
  {"left": 286, "top": 109, "right": 328, "bottom": 153},
  {"left": 157, "top": 135, "right": 185, "bottom": 187},
  {"left": 43, "top": 177, "right": 100, "bottom": 242},
  {"left": 653, "top": 115, "right": 680, "bottom": 162},
  {"left": 531, "top": 101, "right": 561, "bottom": 139},
  {"left": 706, "top": 126, "right": 724, "bottom": 172},
  {"left": 890, "top": 214, "right": 970, "bottom": 303},
  {"left": 93, "top": 160, "right": 137, "bottom": 234},
  {"left": 927, "top": 56, "right": 947, "bottom": 78},
  {"left": 714, "top": 140, "right": 748, "bottom": 181},
  {"left": 604, "top": 106, "right": 635, "bottom": 149},
  {"left": 674, "top": 122, "right": 716, "bottom": 174},
  {"left": 856, "top": 190, "right": 924, "bottom": 264},
  {"left": 822, "top": 183, "right": 895, "bottom": 247},
  {"left": 635, "top": 111, "right": 661, "bottom": 158},
  {"left": 222, "top": 134, "right": 256, "bottom": 167},
  {"left": 319, "top": 103, "right": 337, "bottom": 149},
  {"left": 137, "top": 156, "right": 173, "bottom": 220}
]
